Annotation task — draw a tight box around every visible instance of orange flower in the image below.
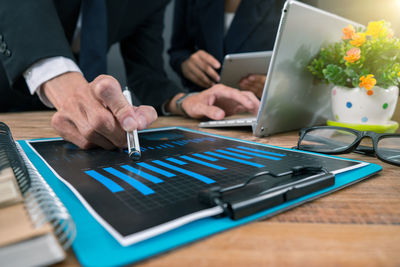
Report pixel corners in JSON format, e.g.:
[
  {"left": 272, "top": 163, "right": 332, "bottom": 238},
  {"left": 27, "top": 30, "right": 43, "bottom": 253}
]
[
  {"left": 344, "top": 48, "right": 361, "bottom": 63},
  {"left": 350, "top": 33, "right": 366, "bottom": 47},
  {"left": 342, "top": 25, "right": 355, "bottom": 40},
  {"left": 359, "top": 74, "right": 377, "bottom": 91}
]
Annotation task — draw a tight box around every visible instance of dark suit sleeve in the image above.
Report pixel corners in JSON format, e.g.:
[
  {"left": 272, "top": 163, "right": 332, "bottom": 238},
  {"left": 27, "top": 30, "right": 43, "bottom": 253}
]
[
  {"left": 167, "top": 0, "right": 194, "bottom": 77},
  {"left": 120, "top": 5, "right": 186, "bottom": 110},
  {"left": 0, "top": 0, "right": 75, "bottom": 86}
]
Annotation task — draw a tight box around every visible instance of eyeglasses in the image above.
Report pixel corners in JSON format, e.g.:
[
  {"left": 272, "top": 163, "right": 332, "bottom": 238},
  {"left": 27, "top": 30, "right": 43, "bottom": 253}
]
[{"left": 294, "top": 126, "right": 400, "bottom": 166}]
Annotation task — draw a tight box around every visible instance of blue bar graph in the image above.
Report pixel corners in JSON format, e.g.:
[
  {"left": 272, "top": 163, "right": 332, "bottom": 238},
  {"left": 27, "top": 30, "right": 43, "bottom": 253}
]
[
  {"left": 204, "top": 152, "right": 264, "bottom": 168},
  {"left": 166, "top": 158, "right": 187, "bottom": 165},
  {"left": 180, "top": 155, "right": 226, "bottom": 170},
  {"left": 172, "top": 141, "right": 184, "bottom": 146},
  {"left": 237, "top": 146, "right": 286, "bottom": 157},
  {"left": 215, "top": 149, "right": 252, "bottom": 159},
  {"left": 142, "top": 137, "right": 217, "bottom": 151},
  {"left": 226, "top": 148, "right": 281, "bottom": 161},
  {"left": 121, "top": 165, "right": 163, "bottom": 184},
  {"left": 192, "top": 153, "right": 218, "bottom": 162},
  {"left": 136, "top": 162, "right": 176, "bottom": 178},
  {"left": 152, "top": 160, "right": 215, "bottom": 184},
  {"left": 142, "top": 144, "right": 176, "bottom": 150},
  {"left": 85, "top": 170, "right": 124, "bottom": 193},
  {"left": 103, "top": 167, "right": 154, "bottom": 195}
]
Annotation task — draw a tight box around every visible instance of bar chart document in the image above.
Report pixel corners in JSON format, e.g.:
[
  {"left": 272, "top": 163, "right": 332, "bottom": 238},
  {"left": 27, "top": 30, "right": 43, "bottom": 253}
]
[{"left": 27, "top": 128, "right": 365, "bottom": 246}]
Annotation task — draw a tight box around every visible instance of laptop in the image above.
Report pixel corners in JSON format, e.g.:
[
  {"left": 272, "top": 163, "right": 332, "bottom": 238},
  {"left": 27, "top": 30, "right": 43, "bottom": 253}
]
[
  {"left": 219, "top": 51, "right": 273, "bottom": 89},
  {"left": 199, "top": 0, "right": 363, "bottom": 137}
]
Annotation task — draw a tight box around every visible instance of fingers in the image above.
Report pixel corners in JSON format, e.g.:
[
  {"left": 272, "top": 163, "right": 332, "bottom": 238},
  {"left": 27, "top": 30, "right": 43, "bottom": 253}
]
[
  {"left": 133, "top": 105, "right": 158, "bottom": 130},
  {"left": 211, "top": 84, "right": 260, "bottom": 112},
  {"left": 50, "top": 111, "right": 117, "bottom": 150},
  {"left": 82, "top": 100, "right": 127, "bottom": 148},
  {"left": 198, "top": 50, "right": 220, "bottom": 69},
  {"left": 240, "top": 91, "right": 260, "bottom": 115},
  {"left": 180, "top": 85, "right": 260, "bottom": 120},
  {"left": 43, "top": 73, "right": 119, "bottom": 149},
  {"left": 181, "top": 50, "right": 221, "bottom": 88},
  {"left": 239, "top": 74, "right": 266, "bottom": 90},
  {"left": 249, "top": 74, "right": 266, "bottom": 84},
  {"left": 90, "top": 76, "right": 158, "bottom": 145},
  {"left": 82, "top": 104, "right": 157, "bottom": 148},
  {"left": 91, "top": 75, "right": 143, "bottom": 131},
  {"left": 184, "top": 101, "right": 226, "bottom": 120},
  {"left": 180, "top": 93, "right": 224, "bottom": 120},
  {"left": 57, "top": 95, "right": 122, "bottom": 149},
  {"left": 47, "top": 73, "right": 158, "bottom": 150},
  {"left": 183, "top": 60, "right": 215, "bottom": 88},
  {"left": 239, "top": 74, "right": 266, "bottom": 98},
  {"left": 196, "top": 50, "right": 220, "bottom": 82},
  {"left": 198, "top": 104, "right": 225, "bottom": 120},
  {"left": 233, "top": 105, "right": 247, "bottom": 114},
  {"left": 51, "top": 112, "right": 91, "bottom": 149}
]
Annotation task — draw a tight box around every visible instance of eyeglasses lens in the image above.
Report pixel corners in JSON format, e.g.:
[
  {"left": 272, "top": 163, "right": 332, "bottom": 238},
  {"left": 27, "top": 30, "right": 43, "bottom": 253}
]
[
  {"left": 299, "top": 128, "right": 358, "bottom": 153},
  {"left": 376, "top": 136, "right": 400, "bottom": 165}
]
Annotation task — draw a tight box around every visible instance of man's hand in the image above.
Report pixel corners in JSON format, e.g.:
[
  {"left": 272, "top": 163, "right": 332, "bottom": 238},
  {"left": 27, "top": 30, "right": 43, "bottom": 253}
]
[
  {"left": 42, "top": 73, "right": 157, "bottom": 149},
  {"left": 166, "top": 84, "right": 260, "bottom": 120},
  {"left": 239, "top": 74, "right": 266, "bottom": 98},
  {"left": 181, "top": 50, "right": 221, "bottom": 88}
]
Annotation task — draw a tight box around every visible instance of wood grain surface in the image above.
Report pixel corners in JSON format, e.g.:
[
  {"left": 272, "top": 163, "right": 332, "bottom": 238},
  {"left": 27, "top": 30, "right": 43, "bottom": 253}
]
[{"left": 0, "top": 111, "right": 399, "bottom": 267}]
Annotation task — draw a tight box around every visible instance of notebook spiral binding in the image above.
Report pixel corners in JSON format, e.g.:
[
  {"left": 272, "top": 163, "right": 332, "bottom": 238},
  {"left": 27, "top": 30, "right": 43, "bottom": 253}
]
[
  {"left": 0, "top": 125, "right": 31, "bottom": 194},
  {"left": 0, "top": 122, "right": 76, "bottom": 249}
]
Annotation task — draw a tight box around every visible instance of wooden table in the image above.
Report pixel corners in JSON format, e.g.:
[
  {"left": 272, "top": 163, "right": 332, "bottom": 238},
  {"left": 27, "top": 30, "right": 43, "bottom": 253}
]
[{"left": 1, "top": 111, "right": 399, "bottom": 267}]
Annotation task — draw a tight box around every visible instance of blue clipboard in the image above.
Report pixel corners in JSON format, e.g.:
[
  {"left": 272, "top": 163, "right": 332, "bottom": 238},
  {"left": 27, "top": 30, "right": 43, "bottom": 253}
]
[{"left": 18, "top": 127, "right": 382, "bottom": 266}]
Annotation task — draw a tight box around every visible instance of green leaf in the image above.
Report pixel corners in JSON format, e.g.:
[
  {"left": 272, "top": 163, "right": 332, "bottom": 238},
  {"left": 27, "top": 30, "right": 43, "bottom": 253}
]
[{"left": 322, "top": 64, "right": 347, "bottom": 86}]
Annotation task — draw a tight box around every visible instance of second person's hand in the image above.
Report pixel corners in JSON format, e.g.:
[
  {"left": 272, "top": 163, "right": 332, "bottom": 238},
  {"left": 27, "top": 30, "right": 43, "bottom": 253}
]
[
  {"left": 181, "top": 50, "right": 221, "bottom": 88},
  {"left": 167, "top": 84, "right": 260, "bottom": 120},
  {"left": 239, "top": 74, "right": 266, "bottom": 98}
]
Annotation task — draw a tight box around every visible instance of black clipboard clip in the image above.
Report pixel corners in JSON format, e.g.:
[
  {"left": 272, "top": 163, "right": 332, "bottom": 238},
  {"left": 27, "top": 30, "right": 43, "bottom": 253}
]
[{"left": 198, "top": 166, "right": 335, "bottom": 220}]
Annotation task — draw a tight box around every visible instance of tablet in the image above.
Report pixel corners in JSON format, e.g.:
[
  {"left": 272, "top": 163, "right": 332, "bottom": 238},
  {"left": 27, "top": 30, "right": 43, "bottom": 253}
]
[{"left": 219, "top": 51, "right": 272, "bottom": 89}]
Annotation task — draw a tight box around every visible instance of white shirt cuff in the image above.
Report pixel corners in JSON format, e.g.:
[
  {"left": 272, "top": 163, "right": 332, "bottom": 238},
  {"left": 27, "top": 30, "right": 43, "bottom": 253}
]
[{"left": 23, "top": 56, "right": 82, "bottom": 107}]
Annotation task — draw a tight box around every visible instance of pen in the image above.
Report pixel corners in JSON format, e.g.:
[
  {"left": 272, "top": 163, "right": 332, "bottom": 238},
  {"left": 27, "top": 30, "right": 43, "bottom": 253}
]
[{"left": 122, "top": 87, "right": 141, "bottom": 160}]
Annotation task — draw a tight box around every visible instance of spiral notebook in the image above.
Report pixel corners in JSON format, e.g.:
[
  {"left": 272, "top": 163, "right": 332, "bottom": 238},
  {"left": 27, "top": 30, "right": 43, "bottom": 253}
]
[{"left": 0, "top": 122, "right": 76, "bottom": 267}]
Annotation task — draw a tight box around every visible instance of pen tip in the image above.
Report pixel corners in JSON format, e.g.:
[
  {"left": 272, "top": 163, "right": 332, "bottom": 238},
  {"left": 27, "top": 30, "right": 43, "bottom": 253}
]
[{"left": 129, "top": 150, "right": 141, "bottom": 160}]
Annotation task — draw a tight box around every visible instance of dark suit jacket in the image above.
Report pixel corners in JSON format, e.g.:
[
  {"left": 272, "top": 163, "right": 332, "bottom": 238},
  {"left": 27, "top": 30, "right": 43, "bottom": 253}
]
[
  {"left": 0, "top": 0, "right": 182, "bottom": 112},
  {"left": 168, "top": 0, "right": 285, "bottom": 92}
]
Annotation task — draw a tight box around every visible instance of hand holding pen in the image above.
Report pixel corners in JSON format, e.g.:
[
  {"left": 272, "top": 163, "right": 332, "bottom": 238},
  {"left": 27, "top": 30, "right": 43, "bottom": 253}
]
[{"left": 45, "top": 75, "right": 157, "bottom": 150}]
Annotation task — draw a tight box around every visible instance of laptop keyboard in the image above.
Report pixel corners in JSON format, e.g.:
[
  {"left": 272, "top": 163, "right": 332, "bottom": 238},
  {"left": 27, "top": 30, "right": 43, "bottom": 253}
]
[{"left": 198, "top": 117, "right": 256, "bottom": 128}]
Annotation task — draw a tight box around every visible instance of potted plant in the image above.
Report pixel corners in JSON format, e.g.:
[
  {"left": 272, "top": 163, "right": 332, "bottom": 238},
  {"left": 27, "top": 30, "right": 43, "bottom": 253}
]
[{"left": 308, "top": 20, "right": 400, "bottom": 132}]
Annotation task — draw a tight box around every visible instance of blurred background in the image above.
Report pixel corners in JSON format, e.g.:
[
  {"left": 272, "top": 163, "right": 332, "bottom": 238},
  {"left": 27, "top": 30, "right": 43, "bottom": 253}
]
[{"left": 107, "top": 0, "right": 400, "bottom": 89}]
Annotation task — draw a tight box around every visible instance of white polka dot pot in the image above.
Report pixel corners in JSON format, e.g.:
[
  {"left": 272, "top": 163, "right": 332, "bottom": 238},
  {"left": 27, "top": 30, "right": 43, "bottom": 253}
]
[{"left": 331, "top": 85, "right": 399, "bottom": 124}]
